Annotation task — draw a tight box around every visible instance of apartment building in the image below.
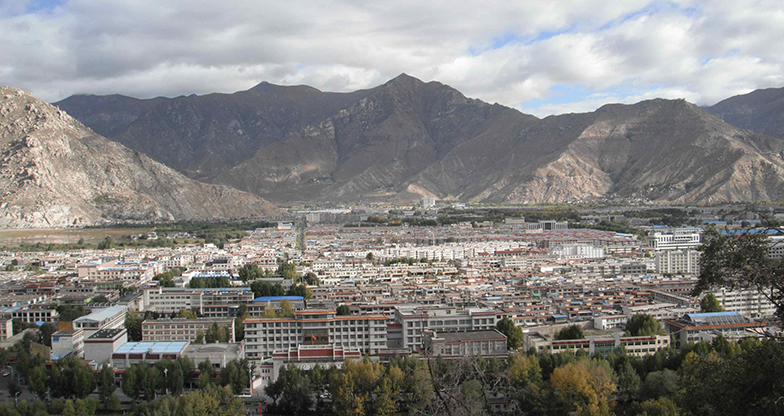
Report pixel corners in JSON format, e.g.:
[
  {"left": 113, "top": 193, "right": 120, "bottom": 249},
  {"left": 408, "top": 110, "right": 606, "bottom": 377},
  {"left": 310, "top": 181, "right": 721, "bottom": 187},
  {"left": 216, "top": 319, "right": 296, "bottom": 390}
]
[
  {"left": 664, "top": 311, "right": 768, "bottom": 348},
  {"left": 142, "top": 317, "right": 236, "bottom": 343},
  {"left": 243, "top": 308, "right": 387, "bottom": 359},
  {"left": 655, "top": 249, "right": 701, "bottom": 275},
  {"left": 73, "top": 306, "right": 128, "bottom": 338},
  {"left": 525, "top": 332, "right": 670, "bottom": 356},
  {"left": 648, "top": 229, "right": 702, "bottom": 250},
  {"left": 393, "top": 306, "right": 502, "bottom": 352},
  {"left": 425, "top": 329, "right": 508, "bottom": 358},
  {"left": 11, "top": 307, "right": 58, "bottom": 323},
  {"left": 708, "top": 288, "right": 777, "bottom": 318},
  {"left": 144, "top": 287, "right": 254, "bottom": 315},
  {"left": 77, "top": 260, "right": 163, "bottom": 283}
]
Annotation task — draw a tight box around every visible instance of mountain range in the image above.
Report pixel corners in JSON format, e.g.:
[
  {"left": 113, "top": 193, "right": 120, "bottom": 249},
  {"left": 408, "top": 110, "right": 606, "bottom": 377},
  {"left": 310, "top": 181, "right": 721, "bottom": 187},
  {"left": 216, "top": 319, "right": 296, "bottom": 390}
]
[
  {"left": 0, "top": 87, "right": 281, "bottom": 228},
  {"left": 54, "top": 75, "right": 784, "bottom": 205}
]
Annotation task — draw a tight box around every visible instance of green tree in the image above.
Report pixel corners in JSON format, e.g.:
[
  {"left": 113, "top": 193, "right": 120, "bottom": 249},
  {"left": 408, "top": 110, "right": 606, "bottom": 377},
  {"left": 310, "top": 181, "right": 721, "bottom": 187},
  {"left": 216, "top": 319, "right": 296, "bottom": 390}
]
[
  {"left": 39, "top": 322, "right": 58, "bottom": 347},
  {"left": 305, "top": 272, "right": 320, "bottom": 286},
  {"left": 154, "top": 272, "right": 176, "bottom": 287},
  {"left": 238, "top": 263, "right": 263, "bottom": 282},
  {"left": 124, "top": 308, "right": 143, "bottom": 341},
  {"left": 280, "top": 299, "right": 295, "bottom": 317},
  {"left": 554, "top": 324, "right": 585, "bottom": 340},
  {"left": 97, "top": 237, "right": 114, "bottom": 250},
  {"left": 106, "top": 393, "right": 122, "bottom": 412},
  {"left": 27, "top": 364, "right": 48, "bottom": 399},
  {"left": 495, "top": 317, "right": 523, "bottom": 350},
  {"left": 695, "top": 225, "right": 784, "bottom": 320},
  {"left": 336, "top": 305, "right": 352, "bottom": 316},
  {"left": 625, "top": 314, "right": 666, "bottom": 336},
  {"left": 195, "top": 329, "right": 205, "bottom": 344},
  {"left": 98, "top": 365, "right": 116, "bottom": 403},
  {"left": 287, "top": 284, "right": 313, "bottom": 299},
  {"left": 700, "top": 293, "right": 725, "bottom": 313}
]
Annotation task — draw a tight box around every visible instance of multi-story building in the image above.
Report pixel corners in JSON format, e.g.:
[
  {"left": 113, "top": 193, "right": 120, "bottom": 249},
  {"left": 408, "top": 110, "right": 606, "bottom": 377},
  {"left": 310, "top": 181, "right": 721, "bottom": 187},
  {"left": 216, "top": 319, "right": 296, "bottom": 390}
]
[
  {"left": 77, "top": 260, "right": 163, "bottom": 283},
  {"left": 707, "top": 288, "right": 777, "bottom": 318},
  {"left": 525, "top": 332, "right": 670, "bottom": 356},
  {"left": 11, "top": 307, "right": 58, "bottom": 323},
  {"left": 0, "top": 318, "right": 12, "bottom": 341},
  {"left": 655, "top": 249, "right": 701, "bottom": 275},
  {"left": 142, "top": 317, "right": 236, "bottom": 343},
  {"left": 649, "top": 229, "right": 702, "bottom": 251},
  {"left": 73, "top": 306, "right": 128, "bottom": 338},
  {"left": 393, "top": 306, "right": 502, "bottom": 352},
  {"left": 243, "top": 308, "right": 387, "bottom": 359},
  {"left": 51, "top": 329, "right": 85, "bottom": 359},
  {"left": 664, "top": 311, "right": 769, "bottom": 348},
  {"left": 144, "top": 287, "right": 254, "bottom": 315},
  {"left": 425, "top": 330, "right": 508, "bottom": 358}
]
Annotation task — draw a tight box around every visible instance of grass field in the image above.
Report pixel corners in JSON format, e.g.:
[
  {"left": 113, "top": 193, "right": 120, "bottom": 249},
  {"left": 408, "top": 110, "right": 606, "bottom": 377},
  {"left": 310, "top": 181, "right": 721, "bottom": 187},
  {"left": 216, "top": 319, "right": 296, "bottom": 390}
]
[{"left": 0, "top": 228, "right": 152, "bottom": 246}]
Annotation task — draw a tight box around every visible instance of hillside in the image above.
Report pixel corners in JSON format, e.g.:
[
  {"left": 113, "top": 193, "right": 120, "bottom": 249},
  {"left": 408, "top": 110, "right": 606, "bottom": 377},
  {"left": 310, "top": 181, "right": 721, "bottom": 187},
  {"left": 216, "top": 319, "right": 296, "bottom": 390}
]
[
  {"left": 55, "top": 76, "right": 784, "bottom": 204},
  {"left": 0, "top": 87, "right": 281, "bottom": 228}
]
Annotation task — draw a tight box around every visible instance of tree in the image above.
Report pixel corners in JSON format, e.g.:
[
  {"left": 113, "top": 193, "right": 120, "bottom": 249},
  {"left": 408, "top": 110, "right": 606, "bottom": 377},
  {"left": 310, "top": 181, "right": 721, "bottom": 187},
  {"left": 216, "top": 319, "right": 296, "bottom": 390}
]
[
  {"left": 495, "top": 317, "right": 523, "bottom": 350},
  {"left": 97, "top": 237, "right": 114, "bottom": 250},
  {"left": 280, "top": 299, "right": 295, "bottom": 317},
  {"left": 625, "top": 314, "right": 666, "bottom": 336},
  {"left": 91, "top": 295, "right": 109, "bottom": 303},
  {"left": 124, "top": 308, "right": 143, "bottom": 341},
  {"left": 122, "top": 365, "right": 138, "bottom": 401},
  {"left": 238, "top": 263, "right": 263, "bottom": 282},
  {"left": 700, "top": 293, "right": 725, "bottom": 313},
  {"left": 305, "top": 272, "right": 320, "bottom": 286},
  {"left": 277, "top": 261, "right": 297, "bottom": 281},
  {"left": 550, "top": 359, "right": 617, "bottom": 416},
  {"left": 261, "top": 303, "right": 278, "bottom": 318},
  {"left": 98, "top": 365, "right": 116, "bottom": 403},
  {"left": 287, "top": 284, "right": 313, "bottom": 299},
  {"left": 195, "top": 329, "right": 205, "bottom": 344},
  {"left": 27, "top": 364, "right": 48, "bottom": 399},
  {"left": 695, "top": 225, "right": 784, "bottom": 320},
  {"left": 106, "top": 394, "right": 122, "bottom": 412},
  {"left": 554, "top": 324, "right": 585, "bottom": 340},
  {"left": 154, "top": 272, "right": 175, "bottom": 287},
  {"left": 39, "top": 322, "right": 58, "bottom": 347},
  {"left": 336, "top": 305, "right": 352, "bottom": 316}
]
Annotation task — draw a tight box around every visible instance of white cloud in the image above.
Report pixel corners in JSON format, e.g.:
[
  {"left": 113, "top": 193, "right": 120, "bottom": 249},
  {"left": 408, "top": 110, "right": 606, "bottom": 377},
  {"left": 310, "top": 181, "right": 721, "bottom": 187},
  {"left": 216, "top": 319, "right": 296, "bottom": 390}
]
[{"left": 0, "top": 0, "right": 783, "bottom": 116}]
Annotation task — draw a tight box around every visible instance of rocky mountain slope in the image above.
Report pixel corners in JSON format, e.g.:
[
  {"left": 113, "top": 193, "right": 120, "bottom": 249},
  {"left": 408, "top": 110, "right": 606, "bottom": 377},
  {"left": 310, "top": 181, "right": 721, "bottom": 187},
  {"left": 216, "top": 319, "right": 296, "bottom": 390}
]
[
  {"left": 0, "top": 87, "right": 281, "bottom": 228},
  {"left": 706, "top": 87, "right": 784, "bottom": 140},
  {"left": 55, "top": 76, "right": 784, "bottom": 204}
]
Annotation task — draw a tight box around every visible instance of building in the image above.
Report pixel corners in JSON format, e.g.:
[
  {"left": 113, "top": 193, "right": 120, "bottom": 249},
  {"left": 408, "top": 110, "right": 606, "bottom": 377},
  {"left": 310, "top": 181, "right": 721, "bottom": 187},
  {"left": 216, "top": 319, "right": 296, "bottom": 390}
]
[
  {"left": 593, "top": 315, "right": 628, "bottom": 331},
  {"left": 144, "top": 287, "right": 254, "bottom": 316},
  {"left": 649, "top": 229, "right": 702, "bottom": 251},
  {"left": 664, "top": 312, "right": 769, "bottom": 348},
  {"left": 655, "top": 249, "right": 701, "bottom": 275},
  {"left": 244, "top": 308, "right": 387, "bottom": 359},
  {"left": 84, "top": 328, "right": 128, "bottom": 365},
  {"left": 0, "top": 318, "right": 12, "bottom": 341},
  {"left": 111, "top": 341, "right": 190, "bottom": 369},
  {"left": 184, "top": 343, "right": 244, "bottom": 369},
  {"left": 708, "top": 288, "right": 777, "bottom": 319},
  {"left": 142, "top": 317, "right": 236, "bottom": 343},
  {"left": 525, "top": 332, "right": 670, "bottom": 356},
  {"left": 77, "top": 260, "right": 162, "bottom": 283},
  {"left": 11, "top": 307, "right": 58, "bottom": 323},
  {"left": 425, "top": 330, "right": 508, "bottom": 358},
  {"left": 51, "top": 329, "right": 85, "bottom": 359},
  {"left": 73, "top": 306, "right": 128, "bottom": 338}
]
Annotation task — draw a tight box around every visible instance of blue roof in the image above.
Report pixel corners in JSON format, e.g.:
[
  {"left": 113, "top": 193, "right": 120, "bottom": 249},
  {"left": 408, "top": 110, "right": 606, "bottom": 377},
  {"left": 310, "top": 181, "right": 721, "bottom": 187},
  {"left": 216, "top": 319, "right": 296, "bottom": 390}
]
[
  {"left": 114, "top": 341, "right": 189, "bottom": 354},
  {"left": 688, "top": 311, "right": 742, "bottom": 317},
  {"left": 253, "top": 296, "right": 304, "bottom": 302}
]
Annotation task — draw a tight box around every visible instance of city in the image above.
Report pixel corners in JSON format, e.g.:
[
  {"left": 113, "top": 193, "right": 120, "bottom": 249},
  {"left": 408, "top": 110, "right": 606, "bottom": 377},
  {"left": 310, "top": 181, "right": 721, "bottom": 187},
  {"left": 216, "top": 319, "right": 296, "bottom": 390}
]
[{"left": 0, "top": 202, "right": 782, "bottom": 414}]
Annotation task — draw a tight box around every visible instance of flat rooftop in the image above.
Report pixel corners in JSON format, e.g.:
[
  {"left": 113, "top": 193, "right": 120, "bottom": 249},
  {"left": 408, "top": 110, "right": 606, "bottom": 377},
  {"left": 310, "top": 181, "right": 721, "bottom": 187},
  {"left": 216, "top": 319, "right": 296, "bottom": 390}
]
[
  {"left": 114, "top": 341, "right": 189, "bottom": 355},
  {"left": 88, "top": 328, "right": 126, "bottom": 340}
]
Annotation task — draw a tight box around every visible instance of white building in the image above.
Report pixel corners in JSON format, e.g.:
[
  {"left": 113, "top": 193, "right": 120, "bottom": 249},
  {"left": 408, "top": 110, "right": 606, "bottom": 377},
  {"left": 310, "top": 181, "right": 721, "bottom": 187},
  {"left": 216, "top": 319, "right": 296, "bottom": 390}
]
[
  {"left": 649, "top": 229, "right": 702, "bottom": 251},
  {"left": 655, "top": 249, "right": 701, "bottom": 275},
  {"left": 73, "top": 305, "right": 128, "bottom": 338}
]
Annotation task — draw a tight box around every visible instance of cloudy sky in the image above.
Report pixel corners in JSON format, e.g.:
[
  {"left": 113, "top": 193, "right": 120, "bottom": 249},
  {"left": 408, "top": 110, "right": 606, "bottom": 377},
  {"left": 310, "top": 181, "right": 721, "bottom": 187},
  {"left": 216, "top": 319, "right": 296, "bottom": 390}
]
[{"left": 2, "top": 0, "right": 783, "bottom": 117}]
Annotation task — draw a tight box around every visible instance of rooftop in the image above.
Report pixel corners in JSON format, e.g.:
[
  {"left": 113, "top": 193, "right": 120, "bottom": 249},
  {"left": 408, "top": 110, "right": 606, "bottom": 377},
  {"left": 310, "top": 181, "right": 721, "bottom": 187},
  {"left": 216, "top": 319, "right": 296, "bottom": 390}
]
[
  {"left": 114, "top": 341, "right": 189, "bottom": 355},
  {"left": 88, "top": 328, "right": 126, "bottom": 340},
  {"left": 74, "top": 305, "right": 128, "bottom": 323}
]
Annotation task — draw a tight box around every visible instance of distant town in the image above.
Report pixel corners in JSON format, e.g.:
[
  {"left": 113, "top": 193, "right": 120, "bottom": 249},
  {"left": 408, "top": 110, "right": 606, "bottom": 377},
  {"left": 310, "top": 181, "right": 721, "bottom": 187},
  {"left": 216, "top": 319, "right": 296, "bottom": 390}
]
[{"left": 0, "top": 201, "right": 783, "bottom": 414}]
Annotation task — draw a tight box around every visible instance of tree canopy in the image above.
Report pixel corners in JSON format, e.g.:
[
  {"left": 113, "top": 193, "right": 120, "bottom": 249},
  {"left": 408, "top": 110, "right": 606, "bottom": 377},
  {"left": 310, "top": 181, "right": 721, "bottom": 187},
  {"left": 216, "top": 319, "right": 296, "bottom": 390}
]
[{"left": 554, "top": 324, "right": 585, "bottom": 340}]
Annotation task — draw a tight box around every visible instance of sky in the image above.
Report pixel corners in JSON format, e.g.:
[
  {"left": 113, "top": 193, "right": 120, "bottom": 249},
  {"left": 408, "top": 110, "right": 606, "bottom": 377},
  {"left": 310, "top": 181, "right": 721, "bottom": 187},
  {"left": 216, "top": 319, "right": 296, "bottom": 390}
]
[{"left": 1, "top": 0, "right": 783, "bottom": 117}]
